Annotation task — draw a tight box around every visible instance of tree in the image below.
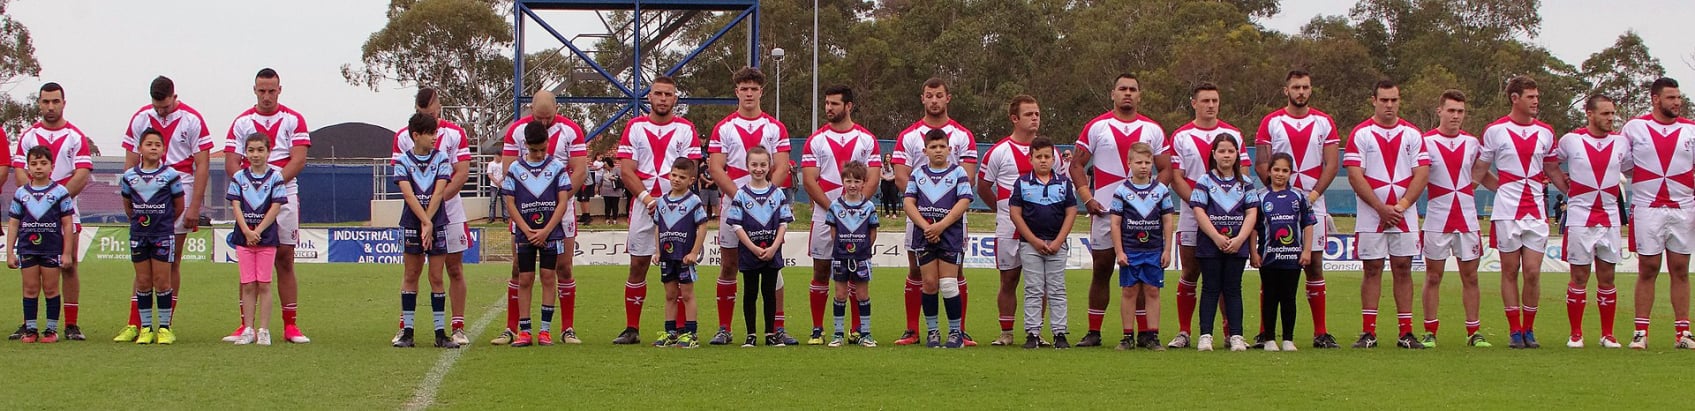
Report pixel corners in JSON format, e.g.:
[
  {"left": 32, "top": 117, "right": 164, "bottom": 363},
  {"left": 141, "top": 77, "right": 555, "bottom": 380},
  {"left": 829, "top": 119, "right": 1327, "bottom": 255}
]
[
  {"left": 1583, "top": 30, "right": 1665, "bottom": 118},
  {"left": 0, "top": 0, "right": 42, "bottom": 134}
]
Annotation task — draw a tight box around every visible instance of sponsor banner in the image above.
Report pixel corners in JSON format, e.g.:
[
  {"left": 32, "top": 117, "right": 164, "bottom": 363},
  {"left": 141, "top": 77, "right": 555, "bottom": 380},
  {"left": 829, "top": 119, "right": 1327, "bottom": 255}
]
[
  {"left": 84, "top": 227, "right": 213, "bottom": 262},
  {"left": 2, "top": 228, "right": 147, "bottom": 263},
  {"left": 213, "top": 227, "right": 482, "bottom": 264},
  {"left": 212, "top": 228, "right": 330, "bottom": 263}
]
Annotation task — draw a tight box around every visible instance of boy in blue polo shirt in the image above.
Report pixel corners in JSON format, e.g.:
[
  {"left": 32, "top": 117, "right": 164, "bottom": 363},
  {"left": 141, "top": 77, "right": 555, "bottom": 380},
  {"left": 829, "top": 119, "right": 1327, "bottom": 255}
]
[{"left": 1009, "top": 136, "right": 1078, "bottom": 349}]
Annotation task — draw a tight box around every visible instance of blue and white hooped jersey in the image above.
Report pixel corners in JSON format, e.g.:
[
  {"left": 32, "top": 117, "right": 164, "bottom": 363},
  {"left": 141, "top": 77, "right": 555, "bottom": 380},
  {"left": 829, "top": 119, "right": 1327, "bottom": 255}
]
[
  {"left": 9, "top": 183, "right": 74, "bottom": 256},
  {"left": 1188, "top": 171, "right": 1259, "bottom": 258},
  {"left": 119, "top": 165, "right": 184, "bottom": 237},
  {"left": 501, "top": 157, "right": 573, "bottom": 242},
  {"left": 1111, "top": 180, "right": 1176, "bottom": 253},
  {"left": 825, "top": 198, "right": 880, "bottom": 260},
  {"left": 726, "top": 185, "right": 794, "bottom": 268},
  {"left": 393, "top": 150, "right": 453, "bottom": 230},
  {"left": 654, "top": 191, "right": 708, "bottom": 262},
  {"left": 903, "top": 164, "right": 973, "bottom": 252},
  {"left": 226, "top": 167, "right": 289, "bottom": 246}
]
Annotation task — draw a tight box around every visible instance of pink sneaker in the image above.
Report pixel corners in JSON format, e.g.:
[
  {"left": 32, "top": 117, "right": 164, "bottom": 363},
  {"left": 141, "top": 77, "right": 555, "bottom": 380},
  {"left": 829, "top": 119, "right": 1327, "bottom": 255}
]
[
  {"left": 283, "top": 325, "right": 311, "bottom": 344},
  {"left": 222, "top": 326, "right": 247, "bottom": 342}
]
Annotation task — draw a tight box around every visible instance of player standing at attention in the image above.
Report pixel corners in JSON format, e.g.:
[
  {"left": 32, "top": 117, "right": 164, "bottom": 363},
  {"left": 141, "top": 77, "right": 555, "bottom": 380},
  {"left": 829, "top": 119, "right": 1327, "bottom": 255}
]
[
  {"left": 799, "top": 85, "right": 882, "bottom": 345},
  {"left": 1109, "top": 142, "right": 1174, "bottom": 350},
  {"left": 824, "top": 161, "right": 879, "bottom": 347},
  {"left": 11, "top": 82, "right": 92, "bottom": 341},
  {"left": 1622, "top": 78, "right": 1695, "bottom": 349},
  {"left": 1418, "top": 90, "right": 1491, "bottom": 348},
  {"left": 6, "top": 146, "right": 76, "bottom": 343},
  {"left": 988, "top": 96, "right": 1051, "bottom": 346},
  {"left": 222, "top": 69, "right": 312, "bottom": 344},
  {"left": 893, "top": 78, "right": 979, "bottom": 346},
  {"left": 1072, "top": 74, "right": 1169, "bottom": 347},
  {"left": 1250, "top": 152, "right": 1315, "bottom": 352},
  {"left": 1010, "top": 136, "right": 1077, "bottom": 349},
  {"left": 1474, "top": 76, "right": 1558, "bottom": 349},
  {"left": 392, "top": 114, "right": 457, "bottom": 348},
  {"left": 1254, "top": 70, "right": 1342, "bottom": 349},
  {"left": 1548, "top": 94, "right": 1628, "bottom": 349},
  {"left": 907, "top": 130, "right": 976, "bottom": 348},
  {"left": 707, "top": 67, "right": 794, "bottom": 346},
  {"left": 227, "top": 135, "right": 287, "bottom": 346},
  {"left": 725, "top": 146, "right": 795, "bottom": 346},
  {"left": 612, "top": 77, "right": 702, "bottom": 345},
  {"left": 115, "top": 76, "right": 211, "bottom": 343},
  {"left": 1166, "top": 82, "right": 1250, "bottom": 349},
  {"left": 1188, "top": 136, "right": 1259, "bottom": 352},
  {"left": 1344, "top": 79, "right": 1430, "bottom": 349},
  {"left": 494, "top": 90, "right": 589, "bottom": 345},
  {"left": 652, "top": 158, "right": 710, "bottom": 348},
  {"left": 394, "top": 88, "right": 478, "bottom": 346},
  {"left": 119, "top": 129, "right": 185, "bottom": 345},
  {"left": 502, "top": 121, "right": 574, "bottom": 348}
]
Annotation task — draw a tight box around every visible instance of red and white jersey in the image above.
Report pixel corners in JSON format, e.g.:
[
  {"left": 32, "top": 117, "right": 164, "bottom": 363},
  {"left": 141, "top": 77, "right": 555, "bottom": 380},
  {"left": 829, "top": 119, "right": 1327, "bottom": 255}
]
[
  {"left": 1478, "top": 117, "right": 1557, "bottom": 221},
  {"left": 123, "top": 103, "right": 213, "bottom": 184},
  {"left": 800, "top": 124, "right": 881, "bottom": 221},
  {"left": 892, "top": 119, "right": 978, "bottom": 169},
  {"left": 707, "top": 112, "right": 790, "bottom": 188},
  {"left": 1076, "top": 112, "right": 1166, "bottom": 192},
  {"left": 11, "top": 122, "right": 94, "bottom": 185},
  {"left": 1256, "top": 107, "right": 1338, "bottom": 213},
  {"left": 1421, "top": 129, "right": 1480, "bottom": 233},
  {"left": 1552, "top": 128, "right": 1629, "bottom": 227},
  {"left": 501, "top": 115, "right": 588, "bottom": 163},
  {"left": 1168, "top": 120, "right": 1251, "bottom": 189},
  {"left": 394, "top": 118, "right": 474, "bottom": 224},
  {"left": 1622, "top": 114, "right": 1695, "bottom": 209},
  {"left": 978, "top": 137, "right": 1033, "bottom": 204},
  {"left": 1343, "top": 119, "right": 1428, "bottom": 233},
  {"left": 224, "top": 105, "right": 311, "bottom": 180},
  {"left": 616, "top": 115, "right": 700, "bottom": 197}
]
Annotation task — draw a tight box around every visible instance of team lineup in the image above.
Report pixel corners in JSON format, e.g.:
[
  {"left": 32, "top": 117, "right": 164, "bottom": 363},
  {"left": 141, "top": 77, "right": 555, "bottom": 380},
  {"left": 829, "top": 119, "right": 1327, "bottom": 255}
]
[{"left": 5, "top": 66, "right": 1695, "bottom": 352}]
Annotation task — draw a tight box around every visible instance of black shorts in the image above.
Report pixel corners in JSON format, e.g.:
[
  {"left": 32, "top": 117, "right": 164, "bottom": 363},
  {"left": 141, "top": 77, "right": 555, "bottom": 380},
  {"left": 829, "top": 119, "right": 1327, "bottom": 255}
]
[
  {"left": 130, "top": 235, "right": 177, "bottom": 263},
  {"left": 575, "top": 188, "right": 593, "bottom": 202},
  {"left": 830, "top": 259, "right": 871, "bottom": 283},
  {"left": 659, "top": 260, "right": 697, "bottom": 284},
  {"left": 18, "top": 254, "right": 62, "bottom": 269},
  {"left": 514, "top": 240, "right": 565, "bottom": 273},
  {"left": 917, "top": 248, "right": 962, "bottom": 266},
  {"left": 403, "top": 226, "right": 448, "bottom": 256}
]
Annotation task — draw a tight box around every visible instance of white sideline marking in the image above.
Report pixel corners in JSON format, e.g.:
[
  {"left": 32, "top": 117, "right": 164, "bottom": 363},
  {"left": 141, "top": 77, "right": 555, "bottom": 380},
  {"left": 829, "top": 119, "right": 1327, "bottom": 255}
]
[{"left": 404, "top": 296, "right": 504, "bottom": 410}]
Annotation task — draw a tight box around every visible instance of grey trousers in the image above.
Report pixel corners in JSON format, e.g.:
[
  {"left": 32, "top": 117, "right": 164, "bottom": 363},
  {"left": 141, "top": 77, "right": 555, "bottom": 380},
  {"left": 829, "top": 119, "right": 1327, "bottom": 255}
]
[{"left": 1020, "top": 241, "right": 1069, "bottom": 334}]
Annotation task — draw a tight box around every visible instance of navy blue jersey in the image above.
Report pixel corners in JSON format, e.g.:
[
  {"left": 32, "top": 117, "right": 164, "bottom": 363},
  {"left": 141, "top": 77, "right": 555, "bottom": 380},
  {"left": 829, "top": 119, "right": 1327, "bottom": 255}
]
[
  {"left": 725, "top": 184, "right": 794, "bottom": 269},
  {"left": 119, "top": 165, "right": 184, "bottom": 237},
  {"left": 226, "top": 168, "right": 289, "bottom": 246},
  {"left": 502, "top": 157, "right": 573, "bottom": 242},
  {"left": 654, "top": 191, "right": 708, "bottom": 261},
  {"left": 825, "top": 198, "right": 880, "bottom": 260},
  {"left": 9, "top": 183, "right": 74, "bottom": 256},
  {"left": 904, "top": 164, "right": 973, "bottom": 252},
  {"left": 1111, "top": 180, "right": 1177, "bottom": 253},
  {"left": 1188, "top": 172, "right": 1259, "bottom": 258},
  {"left": 1255, "top": 187, "right": 1317, "bottom": 270},
  {"left": 1009, "top": 172, "right": 1077, "bottom": 242},
  {"left": 392, "top": 150, "right": 453, "bottom": 230}
]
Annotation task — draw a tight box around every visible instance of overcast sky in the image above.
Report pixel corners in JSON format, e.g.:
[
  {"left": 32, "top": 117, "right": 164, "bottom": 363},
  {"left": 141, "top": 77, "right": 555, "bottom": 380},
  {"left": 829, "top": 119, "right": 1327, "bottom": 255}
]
[{"left": 6, "top": 0, "right": 1692, "bottom": 154}]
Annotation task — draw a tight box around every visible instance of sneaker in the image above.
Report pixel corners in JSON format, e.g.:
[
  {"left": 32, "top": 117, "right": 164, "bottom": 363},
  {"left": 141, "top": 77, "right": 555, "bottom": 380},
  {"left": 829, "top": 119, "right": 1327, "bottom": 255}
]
[
  {"left": 1351, "top": 332, "right": 1377, "bottom": 348},
  {"left": 743, "top": 334, "right": 758, "bottom": 347},
  {"left": 961, "top": 331, "right": 977, "bottom": 347},
  {"left": 859, "top": 334, "right": 877, "bottom": 348},
  {"left": 63, "top": 324, "right": 85, "bottom": 341},
  {"left": 776, "top": 329, "right": 799, "bottom": 346},
  {"left": 1600, "top": 335, "right": 1622, "bottom": 348},
  {"left": 1251, "top": 333, "right": 1269, "bottom": 349},
  {"left": 847, "top": 332, "right": 862, "bottom": 345},
  {"left": 1420, "top": 332, "right": 1438, "bottom": 348},
  {"left": 155, "top": 328, "right": 176, "bottom": 345},
  {"left": 283, "top": 325, "right": 311, "bottom": 344},
  {"left": 451, "top": 329, "right": 470, "bottom": 346},
  {"left": 491, "top": 329, "right": 515, "bottom": 345},
  {"left": 991, "top": 331, "right": 1015, "bottom": 346},
  {"left": 1523, "top": 331, "right": 1541, "bottom": 348},
  {"left": 709, "top": 329, "right": 734, "bottom": 346},
  {"left": 1508, "top": 332, "right": 1526, "bottom": 349},
  {"left": 1313, "top": 333, "right": 1341, "bottom": 349},
  {"left": 1468, "top": 333, "right": 1494, "bottom": 348},
  {"left": 115, "top": 325, "right": 140, "bottom": 343},
  {"left": 764, "top": 334, "right": 783, "bottom": 347},
  {"left": 511, "top": 331, "right": 534, "bottom": 347},
  {"left": 8, "top": 324, "right": 27, "bottom": 340},
  {"left": 536, "top": 330, "right": 554, "bottom": 346},
  {"left": 806, "top": 328, "right": 824, "bottom": 345},
  {"left": 1076, "top": 331, "right": 1103, "bottom": 347},
  {"left": 1280, "top": 340, "right": 1298, "bottom": 351},
  {"left": 256, "top": 328, "right": 271, "bottom": 346},
  {"left": 233, "top": 328, "right": 255, "bottom": 345},
  {"left": 1051, "top": 333, "right": 1071, "bottom": 349},
  {"left": 1196, "top": 334, "right": 1214, "bottom": 351},
  {"left": 19, "top": 328, "right": 38, "bottom": 343},
  {"left": 222, "top": 326, "right": 248, "bottom": 343},
  {"left": 1567, "top": 335, "right": 1585, "bottom": 348},
  {"left": 1676, "top": 331, "right": 1695, "bottom": 349},
  {"left": 434, "top": 330, "right": 459, "bottom": 348},
  {"left": 1629, "top": 330, "right": 1648, "bottom": 349},
  {"left": 828, "top": 333, "right": 845, "bottom": 347},
  {"left": 1264, "top": 337, "right": 1280, "bottom": 351},
  {"left": 1038, "top": 334, "right": 1053, "bottom": 348},
  {"left": 135, "top": 328, "right": 156, "bottom": 345},
  {"left": 1115, "top": 335, "right": 1135, "bottom": 351},
  {"left": 1167, "top": 332, "right": 1191, "bottom": 349},
  {"left": 1143, "top": 332, "right": 1165, "bottom": 351},
  {"left": 390, "top": 328, "right": 406, "bottom": 345},
  {"left": 1228, "top": 335, "right": 1248, "bottom": 352},
  {"left": 652, "top": 332, "right": 675, "bottom": 347},
  {"left": 560, "top": 328, "right": 582, "bottom": 344},
  {"left": 611, "top": 328, "right": 640, "bottom": 345},
  {"left": 1022, "top": 333, "right": 1041, "bottom": 349},
  {"left": 945, "top": 331, "right": 965, "bottom": 348},
  {"left": 676, "top": 332, "right": 699, "bottom": 348},
  {"left": 893, "top": 330, "right": 920, "bottom": 345},
  {"left": 1396, "top": 333, "right": 1425, "bottom": 349},
  {"left": 393, "top": 328, "right": 415, "bottom": 348},
  {"left": 39, "top": 328, "right": 58, "bottom": 343},
  {"left": 926, "top": 329, "right": 943, "bottom": 348}
]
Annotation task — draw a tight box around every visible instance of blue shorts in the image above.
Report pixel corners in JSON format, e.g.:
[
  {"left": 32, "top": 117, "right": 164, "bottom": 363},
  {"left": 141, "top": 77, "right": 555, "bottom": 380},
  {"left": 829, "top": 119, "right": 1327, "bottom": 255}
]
[
  {"left": 830, "top": 259, "right": 871, "bottom": 283},
  {"left": 917, "top": 248, "right": 962, "bottom": 266},
  {"left": 660, "top": 260, "right": 698, "bottom": 284},
  {"left": 1119, "top": 250, "right": 1164, "bottom": 288},
  {"left": 130, "top": 235, "right": 177, "bottom": 263},
  {"left": 18, "top": 254, "right": 62, "bottom": 269},
  {"left": 403, "top": 225, "right": 448, "bottom": 256}
]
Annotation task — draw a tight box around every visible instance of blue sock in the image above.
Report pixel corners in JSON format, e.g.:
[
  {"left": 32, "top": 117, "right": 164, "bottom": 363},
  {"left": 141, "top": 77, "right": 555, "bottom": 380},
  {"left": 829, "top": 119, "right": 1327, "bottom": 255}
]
[
  {"left": 540, "top": 305, "right": 555, "bottom": 333},
  {"left": 922, "top": 292, "right": 939, "bottom": 332},
  {"left": 858, "top": 298, "right": 872, "bottom": 336},
  {"left": 23, "top": 297, "right": 37, "bottom": 329},
  {"left": 944, "top": 295, "right": 962, "bottom": 333},
  {"left": 137, "top": 291, "right": 155, "bottom": 329},
  {"left": 685, "top": 321, "right": 698, "bottom": 334},
  {"left": 518, "top": 317, "right": 531, "bottom": 332},
  {"left": 832, "top": 299, "right": 847, "bottom": 335},
  {"left": 430, "top": 293, "right": 447, "bottom": 331},
  {"left": 665, "top": 320, "right": 677, "bottom": 333},
  {"left": 45, "top": 296, "right": 61, "bottom": 331},
  {"left": 156, "top": 290, "right": 174, "bottom": 328},
  {"left": 400, "top": 291, "right": 417, "bottom": 330}
]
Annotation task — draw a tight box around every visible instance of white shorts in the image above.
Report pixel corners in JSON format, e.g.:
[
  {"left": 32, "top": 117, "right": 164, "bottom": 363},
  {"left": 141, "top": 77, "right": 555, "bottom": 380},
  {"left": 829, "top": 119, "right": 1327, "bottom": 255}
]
[
  {"left": 1490, "top": 219, "right": 1548, "bottom": 253},
  {"left": 443, "top": 222, "right": 472, "bottom": 254},
  {"left": 1564, "top": 226, "right": 1623, "bottom": 265},
  {"left": 1356, "top": 231, "right": 1420, "bottom": 260},
  {"left": 993, "top": 208, "right": 1020, "bottom": 270},
  {"left": 1422, "top": 231, "right": 1482, "bottom": 262},
  {"left": 1308, "top": 214, "right": 1332, "bottom": 253},
  {"left": 1632, "top": 206, "right": 1695, "bottom": 256},
  {"left": 716, "top": 194, "right": 739, "bottom": 248},
  {"left": 1176, "top": 206, "right": 1198, "bottom": 234},
  {"left": 1177, "top": 231, "right": 1197, "bottom": 247},
  {"left": 626, "top": 200, "right": 657, "bottom": 257},
  {"left": 277, "top": 193, "right": 299, "bottom": 246},
  {"left": 808, "top": 220, "right": 834, "bottom": 260},
  {"left": 1087, "top": 188, "right": 1114, "bottom": 250},
  {"left": 173, "top": 179, "right": 195, "bottom": 235}
]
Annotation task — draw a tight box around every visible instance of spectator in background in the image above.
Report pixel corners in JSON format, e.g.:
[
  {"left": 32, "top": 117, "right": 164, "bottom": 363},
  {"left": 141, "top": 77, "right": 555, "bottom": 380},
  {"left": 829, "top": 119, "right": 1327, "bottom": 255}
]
[
  {"left": 700, "top": 160, "right": 720, "bottom": 219},
  {"left": 485, "top": 158, "right": 506, "bottom": 223},
  {"left": 579, "top": 157, "right": 601, "bottom": 224},
  {"left": 880, "top": 153, "right": 899, "bottom": 216},
  {"left": 599, "top": 157, "right": 623, "bottom": 224},
  {"left": 782, "top": 157, "right": 797, "bottom": 205}
]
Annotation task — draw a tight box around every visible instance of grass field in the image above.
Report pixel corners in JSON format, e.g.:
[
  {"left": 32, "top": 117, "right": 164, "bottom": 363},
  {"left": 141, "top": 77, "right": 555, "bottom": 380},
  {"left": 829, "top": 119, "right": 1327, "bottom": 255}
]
[{"left": 0, "top": 260, "right": 1687, "bottom": 409}]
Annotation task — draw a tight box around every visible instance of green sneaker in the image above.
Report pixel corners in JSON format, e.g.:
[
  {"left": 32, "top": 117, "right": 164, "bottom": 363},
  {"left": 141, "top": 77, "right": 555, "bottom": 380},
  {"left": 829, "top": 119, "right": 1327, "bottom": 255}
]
[
  {"left": 135, "top": 328, "right": 156, "bottom": 345},
  {"left": 154, "top": 328, "right": 176, "bottom": 345},
  {"left": 676, "top": 332, "right": 699, "bottom": 348},
  {"left": 1420, "top": 333, "right": 1437, "bottom": 348},
  {"left": 1468, "top": 333, "right": 1493, "bottom": 348},
  {"left": 113, "top": 325, "right": 139, "bottom": 343}
]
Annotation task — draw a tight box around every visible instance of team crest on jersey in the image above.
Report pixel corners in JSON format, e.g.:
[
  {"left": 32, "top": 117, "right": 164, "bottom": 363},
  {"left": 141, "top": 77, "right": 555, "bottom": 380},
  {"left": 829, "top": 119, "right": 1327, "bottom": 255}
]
[
  {"left": 845, "top": 242, "right": 858, "bottom": 253},
  {"left": 27, "top": 233, "right": 40, "bottom": 245},
  {"left": 1276, "top": 227, "right": 1295, "bottom": 245},
  {"left": 1220, "top": 226, "right": 1233, "bottom": 236},
  {"left": 1136, "top": 230, "right": 1151, "bottom": 243},
  {"left": 531, "top": 212, "right": 545, "bottom": 225},
  {"left": 138, "top": 215, "right": 152, "bottom": 227}
]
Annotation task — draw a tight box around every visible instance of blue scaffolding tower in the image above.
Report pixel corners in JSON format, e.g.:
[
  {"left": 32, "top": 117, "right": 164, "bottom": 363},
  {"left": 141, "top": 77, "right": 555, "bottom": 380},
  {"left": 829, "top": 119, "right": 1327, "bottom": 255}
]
[{"left": 513, "top": 0, "right": 761, "bottom": 140}]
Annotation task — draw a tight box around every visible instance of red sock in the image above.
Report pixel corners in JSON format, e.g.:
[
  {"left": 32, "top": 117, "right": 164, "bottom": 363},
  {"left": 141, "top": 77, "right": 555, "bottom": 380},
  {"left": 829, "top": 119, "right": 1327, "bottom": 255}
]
[
  {"left": 904, "top": 279, "right": 922, "bottom": 332},
  {"left": 809, "top": 280, "right": 828, "bottom": 329},
  {"left": 1567, "top": 284, "right": 1587, "bottom": 338},
  {"left": 1505, "top": 306, "right": 1522, "bottom": 333},
  {"left": 1424, "top": 318, "right": 1439, "bottom": 334},
  {"left": 1087, "top": 309, "right": 1105, "bottom": 333},
  {"left": 1135, "top": 310, "right": 1149, "bottom": 332},
  {"left": 129, "top": 296, "right": 141, "bottom": 327},
  {"left": 1361, "top": 310, "right": 1377, "bottom": 335},
  {"left": 1465, "top": 320, "right": 1480, "bottom": 337},
  {"left": 1522, "top": 305, "right": 1539, "bottom": 332},
  {"left": 1306, "top": 280, "right": 1328, "bottom": 335},
  {"left": 1677, "top": 320, "right": 1691, "bottom": 336},
  {"left": 507, "top": 281, "right": 520, "bottom": 332},
  {"left": 957, "top": 275, "right": 970, "bottom": 326},
  {"left": 1634, "top": 317, "right": 1650, "bottom": 333},
  {"left": 452, "top": 316, "right": 465, "bottom": 331},
  {"left": 716, "top": 279, "right": 737, "bottom": 330},
  {"left": 560, "top": 279, "right": 577, "bottom": 331},
  {"left": 849, "top": 291, "right": 862, "bottom": 333},
  {"left": 1176, "top": 279, "right": 1197, "bottom": 334},
  {"left": 65, "top": 303, "right": 78, "bottom": 325},
  {"left": 775, "top": 309, "right": 786, "bottom": 330},
  {"left": 624, "top": 281, "right": 646, "bottom": 329},
  {"left": 1123, "top": 326, "right": 1134, "bottom": 336},
  {"left": 281, "top": 303, "right": 297, "bottom": 327},
  {"left": 1396, "top": 312, "right": 1412, "bottom": 335},
  {"left": 1000, "top": 315, "right": 1015, "bottom": 332},
  {"left": 1597, "top": 286, "right": 1617, "bottom": 338}
]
